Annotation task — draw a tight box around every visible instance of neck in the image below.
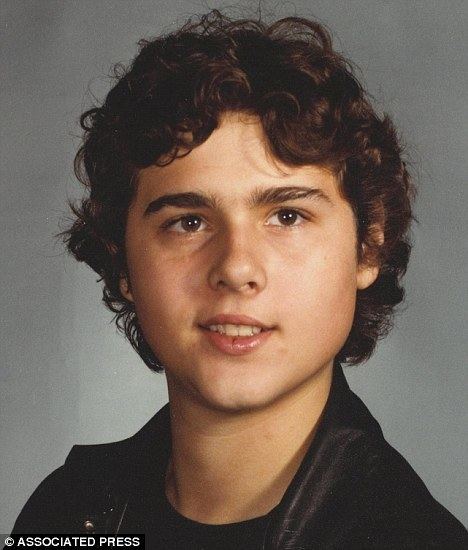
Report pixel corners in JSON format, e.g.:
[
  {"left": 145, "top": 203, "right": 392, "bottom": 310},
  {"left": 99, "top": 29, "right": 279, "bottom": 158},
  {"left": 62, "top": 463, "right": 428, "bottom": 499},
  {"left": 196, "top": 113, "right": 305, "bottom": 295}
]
[{"left": 165, "top": 362, "right": 334, "bottom": 524}]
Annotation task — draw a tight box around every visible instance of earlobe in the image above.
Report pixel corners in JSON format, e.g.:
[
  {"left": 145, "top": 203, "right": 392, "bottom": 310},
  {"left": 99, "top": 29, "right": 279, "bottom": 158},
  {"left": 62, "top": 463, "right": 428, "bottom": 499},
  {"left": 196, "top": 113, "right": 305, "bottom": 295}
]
[
  {"left": 119, "top": 276, "right": 134, "bottom": 302},
  {"left": 357, "top": 223, "right": 384, "bottom": 290},
  {"left": 356, "top": 263, "right": 379, "bottom": 290}
]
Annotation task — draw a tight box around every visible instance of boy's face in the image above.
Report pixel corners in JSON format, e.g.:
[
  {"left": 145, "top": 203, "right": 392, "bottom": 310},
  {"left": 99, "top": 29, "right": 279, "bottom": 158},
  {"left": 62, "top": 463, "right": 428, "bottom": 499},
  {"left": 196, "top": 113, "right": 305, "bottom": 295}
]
[{"left": 122, "top": 113, "right": 378, "bottom": 412}]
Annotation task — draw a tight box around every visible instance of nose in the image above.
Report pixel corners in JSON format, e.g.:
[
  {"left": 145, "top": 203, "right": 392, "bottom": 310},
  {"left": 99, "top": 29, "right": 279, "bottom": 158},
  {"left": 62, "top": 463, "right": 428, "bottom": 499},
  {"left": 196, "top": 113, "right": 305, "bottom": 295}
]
[{"left": 207, "top": 226, "right": 267, "bottom": 295}]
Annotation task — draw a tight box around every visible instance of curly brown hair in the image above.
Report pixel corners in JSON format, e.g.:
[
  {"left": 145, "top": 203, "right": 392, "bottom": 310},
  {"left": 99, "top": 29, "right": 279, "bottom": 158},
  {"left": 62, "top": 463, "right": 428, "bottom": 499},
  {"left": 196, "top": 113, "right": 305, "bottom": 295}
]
[{"left": 64, "top": 10, "right": 414, "bottom": 371}]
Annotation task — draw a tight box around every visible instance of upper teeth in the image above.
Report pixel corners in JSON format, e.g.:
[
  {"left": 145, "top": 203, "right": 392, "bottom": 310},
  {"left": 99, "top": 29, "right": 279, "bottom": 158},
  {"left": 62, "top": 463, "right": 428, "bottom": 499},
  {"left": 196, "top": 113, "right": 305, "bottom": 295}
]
[{"left": 208, "top": 324, "right": 262, "bottom": 336}]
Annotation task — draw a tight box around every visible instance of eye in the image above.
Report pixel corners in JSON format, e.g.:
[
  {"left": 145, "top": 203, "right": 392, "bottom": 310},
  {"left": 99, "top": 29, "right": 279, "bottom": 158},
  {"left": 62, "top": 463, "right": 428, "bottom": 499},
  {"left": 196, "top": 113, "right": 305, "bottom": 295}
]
[
  {"left": 266, "top": 208, "right": 308, "bottom": 227},
  {"left": 162, "top": 214, "right": 207, "bottom": 233}
]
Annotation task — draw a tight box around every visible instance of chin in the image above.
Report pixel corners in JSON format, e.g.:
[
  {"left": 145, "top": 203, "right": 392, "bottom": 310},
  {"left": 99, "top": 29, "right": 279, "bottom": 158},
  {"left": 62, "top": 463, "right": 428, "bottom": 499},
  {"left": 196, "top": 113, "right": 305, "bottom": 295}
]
[
  {"left": 193, "top": 374, "right": 293, "bottom": 414},
  {"left": 201, "top": 393, "right": 278, "bottom": 414}
]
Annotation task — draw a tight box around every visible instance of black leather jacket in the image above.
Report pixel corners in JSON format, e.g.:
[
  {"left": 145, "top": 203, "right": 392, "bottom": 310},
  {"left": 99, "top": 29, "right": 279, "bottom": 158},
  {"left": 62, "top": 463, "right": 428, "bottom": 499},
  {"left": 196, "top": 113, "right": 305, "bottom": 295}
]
[{"left": 10, "top": 365, "right": 468, "bottom": 548}]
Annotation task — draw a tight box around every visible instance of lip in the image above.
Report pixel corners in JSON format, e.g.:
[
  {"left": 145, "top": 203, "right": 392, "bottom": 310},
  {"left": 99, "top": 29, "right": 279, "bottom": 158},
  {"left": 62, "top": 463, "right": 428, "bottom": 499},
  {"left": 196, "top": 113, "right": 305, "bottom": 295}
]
[
  {"left": 198, "top": 314, "right": 276, "bottom": 356},
  {"left": 199, "top": 314, "right": 275, "bottom": 331}
]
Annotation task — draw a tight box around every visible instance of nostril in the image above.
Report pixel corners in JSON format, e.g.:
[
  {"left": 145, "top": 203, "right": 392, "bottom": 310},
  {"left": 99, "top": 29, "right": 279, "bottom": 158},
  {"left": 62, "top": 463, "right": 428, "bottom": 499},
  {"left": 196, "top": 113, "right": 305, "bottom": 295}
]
[
  {"left": 237, "top": 281, "right": 257, "bottom": 292},
  {"left": 215, "top": 280, "right": 256, "bottom": 292},
  {"left": 207, "top": 254, "right": 267, "bottom": 293}
]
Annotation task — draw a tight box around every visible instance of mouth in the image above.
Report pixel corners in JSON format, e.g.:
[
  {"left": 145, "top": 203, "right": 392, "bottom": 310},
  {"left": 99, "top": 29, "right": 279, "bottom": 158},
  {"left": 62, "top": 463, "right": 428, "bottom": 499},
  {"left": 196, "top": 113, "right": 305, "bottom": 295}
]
[
  {"left": 199, "top": 324, "right": 268, "bottom": 337},
  {"left": 198, "top": 314, "right": 275, "bottom": 355}
]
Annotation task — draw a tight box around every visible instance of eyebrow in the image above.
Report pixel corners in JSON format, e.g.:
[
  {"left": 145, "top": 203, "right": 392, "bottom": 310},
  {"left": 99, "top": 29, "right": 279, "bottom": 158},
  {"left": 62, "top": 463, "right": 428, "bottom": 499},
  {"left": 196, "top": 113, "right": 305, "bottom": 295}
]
[
  {"left": 248, "top": 186, "right": 331, "bottom": 208},
  {"left": 144, "top": 185, "right": 331, "bottom": 216},
  {"left": 144, "top": 191, "right": 219, "bottom": 215}
]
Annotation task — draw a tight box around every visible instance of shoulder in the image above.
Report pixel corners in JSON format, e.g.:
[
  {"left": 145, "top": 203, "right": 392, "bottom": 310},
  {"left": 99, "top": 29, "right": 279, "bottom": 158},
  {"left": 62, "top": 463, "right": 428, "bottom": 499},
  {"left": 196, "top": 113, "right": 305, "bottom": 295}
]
[
  {"left": 10, "top": 439, "right": 130, "bottom": 534},
  {"left": 10, "top": 466, "right": 72, "bottom": 534},
  {"left": 302, "top": 367, "right": 468, "bottom": 547},
  {"left": 10, "top": 405, "right": 171, "bottom": 534},
  {"left": 339, "top": 413, "right": 468, "bottom": 547}
]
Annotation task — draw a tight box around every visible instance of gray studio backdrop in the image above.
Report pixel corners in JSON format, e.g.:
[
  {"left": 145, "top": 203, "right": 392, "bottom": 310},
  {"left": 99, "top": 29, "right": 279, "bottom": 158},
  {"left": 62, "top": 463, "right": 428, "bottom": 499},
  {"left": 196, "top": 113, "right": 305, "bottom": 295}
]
[{"left": 1, "top": 0, "right": 467, "bottom": 532}]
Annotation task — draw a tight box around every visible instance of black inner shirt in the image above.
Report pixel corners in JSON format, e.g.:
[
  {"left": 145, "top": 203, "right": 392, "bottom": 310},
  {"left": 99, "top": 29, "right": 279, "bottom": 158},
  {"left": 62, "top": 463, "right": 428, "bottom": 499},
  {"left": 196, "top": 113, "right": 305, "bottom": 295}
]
[
  {"left": 122, "top": 475, "right": 275, "bottom": 550},
  {"left": 158, "top": 495, "right": 272, "bottom": 550}
]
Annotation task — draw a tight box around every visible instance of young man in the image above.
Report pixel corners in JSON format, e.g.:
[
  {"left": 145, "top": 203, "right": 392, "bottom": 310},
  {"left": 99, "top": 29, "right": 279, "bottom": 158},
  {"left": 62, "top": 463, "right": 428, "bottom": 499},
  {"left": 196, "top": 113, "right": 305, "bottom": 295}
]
[{"left": 11, "top": 11, "right": 467, "bottom": 548}]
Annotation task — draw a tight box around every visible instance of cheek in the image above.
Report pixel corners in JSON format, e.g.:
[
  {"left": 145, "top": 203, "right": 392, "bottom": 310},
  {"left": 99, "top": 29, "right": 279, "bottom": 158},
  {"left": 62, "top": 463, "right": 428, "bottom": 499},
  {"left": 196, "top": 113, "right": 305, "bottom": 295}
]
[
  {"left": 128, "top": 250, "right": 200, "bottom": 328},
  {"left": 278, "top": 235, "right": 358, "bottom": 331}
]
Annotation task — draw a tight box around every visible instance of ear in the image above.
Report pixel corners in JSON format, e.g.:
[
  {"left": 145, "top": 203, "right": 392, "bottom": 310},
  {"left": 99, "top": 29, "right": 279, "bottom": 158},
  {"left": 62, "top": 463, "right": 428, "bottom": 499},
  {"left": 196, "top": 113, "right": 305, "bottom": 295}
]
[
  {"left": 119, "top": 276, "right": 134, "bottom": 302},
  {"left": 356, "top": 262, "right": 379, "bottom": 290},
  {"left": 356, "top": 225, "right": 384, "bottom": 290}
]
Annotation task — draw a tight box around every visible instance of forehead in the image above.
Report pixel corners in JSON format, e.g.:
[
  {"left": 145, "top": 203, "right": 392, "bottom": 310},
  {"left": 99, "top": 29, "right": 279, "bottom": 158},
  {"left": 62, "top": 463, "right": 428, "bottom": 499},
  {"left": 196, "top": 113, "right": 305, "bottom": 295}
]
[{"left": 136, "top": 113, "right": 341, "bottom": 202}]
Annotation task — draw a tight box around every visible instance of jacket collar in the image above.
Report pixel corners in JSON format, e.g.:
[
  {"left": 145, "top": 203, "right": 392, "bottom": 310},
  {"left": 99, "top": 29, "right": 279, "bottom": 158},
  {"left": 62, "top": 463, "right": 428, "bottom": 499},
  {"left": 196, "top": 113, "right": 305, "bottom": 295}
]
[{"left": 264, "top": 363, "right": 383, "bottom": 548}]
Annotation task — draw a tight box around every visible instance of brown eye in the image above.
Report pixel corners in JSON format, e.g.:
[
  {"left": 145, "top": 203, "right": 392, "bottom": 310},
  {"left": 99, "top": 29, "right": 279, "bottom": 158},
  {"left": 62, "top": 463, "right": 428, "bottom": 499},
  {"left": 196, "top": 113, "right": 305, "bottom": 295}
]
[
  {"left": 165, "top": 214, "right": 207, "bottom": 233},
  {"left": 180, "top": 215, "right": 203, "bottom": 232},
  {"left": 267, "top": 209, "right": 307, "bottom": 227}
]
